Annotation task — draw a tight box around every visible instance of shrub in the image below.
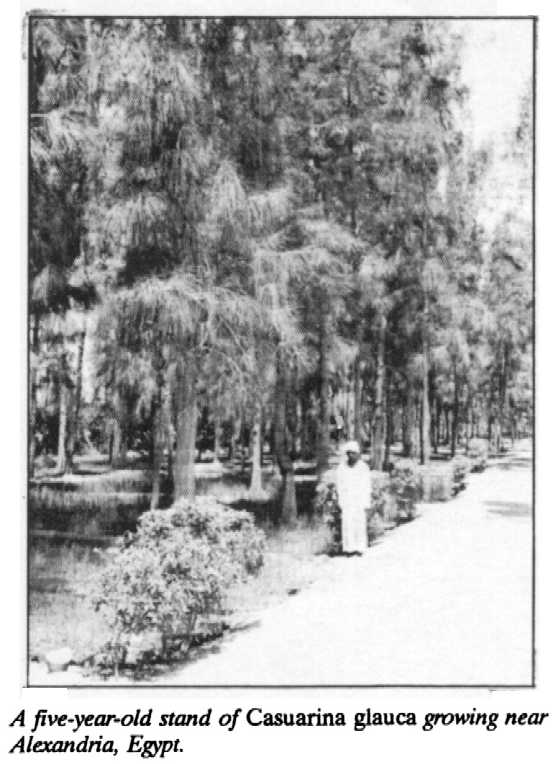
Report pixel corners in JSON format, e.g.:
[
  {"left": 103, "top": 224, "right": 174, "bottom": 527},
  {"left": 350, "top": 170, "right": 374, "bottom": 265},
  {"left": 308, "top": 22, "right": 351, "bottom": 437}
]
[
  {"left": 92, "top": 496, "right": 265, "bottom": 670},
  {"left": 314, "top": 479, "right": 341, "bottom": 554},
  {"left": 417, "top": 466, "right": 453, "bottom": 502},
  {"left": 451, "top": 455, "right": 471, "bottom": 494},
  {"left": 367, "top": 480, "right": 396, "bottom": 542},
  {"left": 314, "top": 471, "right": 394, "bottom": 552},
  {"left": 389, "top": 459, "right": 420, "bottom": 519},
  {"left": 371, "top": 477, "right": 397, "bottom": 524},
  {"left": 467, "top": 438, "right": 488, "bottom": 472}
]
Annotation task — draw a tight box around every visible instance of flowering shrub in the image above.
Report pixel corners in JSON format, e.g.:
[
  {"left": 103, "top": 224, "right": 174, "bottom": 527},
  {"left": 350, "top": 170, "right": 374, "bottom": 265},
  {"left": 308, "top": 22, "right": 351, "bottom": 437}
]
[
  {"left": 92, "top": 496, "right": 265, "bottom": 669},
  {"left": 467, "top": 438, "right": 488, "bottom": 472}
]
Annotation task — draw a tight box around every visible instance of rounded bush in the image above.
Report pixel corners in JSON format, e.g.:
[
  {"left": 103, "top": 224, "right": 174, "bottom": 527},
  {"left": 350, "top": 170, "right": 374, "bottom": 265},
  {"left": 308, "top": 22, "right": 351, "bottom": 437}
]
[
  {"left": 451, "top": 455, "right": 471, "bottom": 494},
  {"left": 314, "top": 480, "right": 341, "bottom": 553},
  {"left": 389, "top": 459, "right": 420, "bottom": 517},
  {"left": 92, "top": 496, "right": 265, "bottom": 669},
  {"left": 467, "top": 438, "right": 488, "bottom": 471},
  {"left": 370, "top": 479, "right": 395, "bottom": 523}
]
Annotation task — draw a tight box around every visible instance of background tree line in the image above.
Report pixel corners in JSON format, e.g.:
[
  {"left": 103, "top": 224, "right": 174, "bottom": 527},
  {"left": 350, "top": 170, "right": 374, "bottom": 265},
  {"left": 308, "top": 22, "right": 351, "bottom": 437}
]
[{"left": 29, "top": 18, "right": 533, "bottom": 521}]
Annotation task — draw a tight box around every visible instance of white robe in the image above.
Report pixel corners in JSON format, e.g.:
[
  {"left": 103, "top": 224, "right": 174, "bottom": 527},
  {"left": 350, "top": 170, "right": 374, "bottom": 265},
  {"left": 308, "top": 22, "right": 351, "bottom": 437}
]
[{"left": 335, "top": 460, "right": 371, "bottom": 553}]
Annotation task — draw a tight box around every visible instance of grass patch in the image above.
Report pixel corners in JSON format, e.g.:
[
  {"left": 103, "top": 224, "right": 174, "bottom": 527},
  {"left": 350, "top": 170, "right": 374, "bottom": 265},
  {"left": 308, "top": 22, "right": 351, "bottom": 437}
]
[
  {"left": 32, "top": 469, "right": 155, "bottom": 494},
  {"left": 29, "top": 544, "right": 111, "bottom": 664},
  {"left": 29, "top": 489, "right": 155, "bottom": 535},
  {"left": 225, "top": 518, "right": 332, "bottom": 616}
]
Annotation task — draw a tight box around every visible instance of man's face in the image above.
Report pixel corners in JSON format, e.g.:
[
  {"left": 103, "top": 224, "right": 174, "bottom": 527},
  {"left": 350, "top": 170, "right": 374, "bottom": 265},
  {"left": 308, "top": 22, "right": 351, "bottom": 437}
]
[{"left": 346, "top": 450, "right": 360, "bottom": 466}]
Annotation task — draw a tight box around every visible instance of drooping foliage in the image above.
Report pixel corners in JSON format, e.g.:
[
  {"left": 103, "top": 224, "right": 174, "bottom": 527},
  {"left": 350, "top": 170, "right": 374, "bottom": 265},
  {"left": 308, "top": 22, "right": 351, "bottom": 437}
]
[{"left": 29, "top": 17, "right": 532, "bottom": 514}]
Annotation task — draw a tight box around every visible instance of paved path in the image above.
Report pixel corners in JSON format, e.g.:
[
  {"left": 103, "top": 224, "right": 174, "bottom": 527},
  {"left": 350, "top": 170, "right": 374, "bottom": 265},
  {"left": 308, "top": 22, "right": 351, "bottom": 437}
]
[{"left": 162, "top": 444, "right": 532, "bottom": 685}]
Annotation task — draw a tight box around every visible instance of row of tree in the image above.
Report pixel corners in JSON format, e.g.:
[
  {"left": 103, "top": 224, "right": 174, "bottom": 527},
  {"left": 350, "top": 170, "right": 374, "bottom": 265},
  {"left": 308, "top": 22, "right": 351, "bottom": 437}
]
[{"left": 30, "top": 18, "right": 532, "bottom": 521}]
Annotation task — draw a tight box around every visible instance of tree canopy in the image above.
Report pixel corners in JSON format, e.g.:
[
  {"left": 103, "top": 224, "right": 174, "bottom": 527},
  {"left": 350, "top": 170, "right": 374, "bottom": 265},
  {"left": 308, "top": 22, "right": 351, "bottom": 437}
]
[{"left": 29, "top": 18, "right": 533, "bottom": 518}]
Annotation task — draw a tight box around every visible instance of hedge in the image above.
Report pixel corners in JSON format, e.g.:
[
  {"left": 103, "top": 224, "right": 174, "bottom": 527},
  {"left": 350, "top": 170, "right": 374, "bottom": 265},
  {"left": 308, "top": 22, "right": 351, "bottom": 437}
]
[{"left": 314, "top": 450, "right": 485, "bottom": 554}]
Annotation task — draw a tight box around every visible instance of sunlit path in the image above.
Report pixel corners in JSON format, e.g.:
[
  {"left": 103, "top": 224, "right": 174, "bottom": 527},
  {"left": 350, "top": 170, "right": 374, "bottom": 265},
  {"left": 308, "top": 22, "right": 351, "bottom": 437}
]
[{"left": 163, "top": 443, "right": 532, "bottom": 685}]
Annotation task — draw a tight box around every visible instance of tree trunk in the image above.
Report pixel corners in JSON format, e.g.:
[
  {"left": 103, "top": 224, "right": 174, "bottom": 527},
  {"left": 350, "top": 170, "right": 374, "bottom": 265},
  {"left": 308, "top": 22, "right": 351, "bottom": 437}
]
[
  {"left": 428, "top": 367, "right": 436, "bottom": 453},
  {"left": 166, "top": 438, "right": 174, "bottom": 492},
  {"left": 274, "top": 350, "right": 297, "bottom": 524},
  {"left": 433, "top": 396, "right": 441, "bottom": 454},
  {"left": 29, "top": 313, "right": 40, "bottom": 477},
  {"left": 111, "top": 418, "right": 123, "bottom": 467},
  {"left": 317, "top": 311, "right": 332, "bottom": 476},
  {"left": 344, "top": 372, "right": 354, "bottom": 442},
  {"left": 241, "top": 424, "right": 248, "bottom": 473},
  {"left": 352, "top": 321, "right": 365, "bottom": 444},
  {"left": 212, "top": 413, "right": 222, "bottom": 465},
  {"left": 402, "top": 384, "right": 419, "bottom": 458},
  {"left": 353, "top": 359, "right": 364, "bottom": 444},
  {"left": 150, "top": 393, "right": 164, "bottom": 510},
  {"left": 413, "top": 399, "right": 421, "bottom": 460},
  {"left": 464, "top": 395, "right": 472, "bottom": 452},
  {"left": 66, "top": 324, "right": 87, "bottom": 472},
  {"left": 451, "top": 365, "right": 459, "bottom": 458},
  {"left": 288, "top": 361, "right": 301, "bottom": 459},
  {"left": 299, "top": 393, "right": 309, "bottom": 460},
  {"left": 56, "top": 378, "right": 69, "bottom": 474},
  {"left": 249, "top": 400, "right": 264, "bottom": 498},
  {"left": 230, "top": 413, "right": 242, "bottom": 464},
  {"left": 300, "top": 391, "right": 317, "bottom": 461},
  {"left": 294, "top": 396, "right": 302, "bottom": 456},
  {"left": 497, "top": 344, "right": 509, "bottom": 452},
  {"left": 174, "top": 363, "right": 198, "bottom": 501},
  {"left": 420, "top": 373, "right": 431, "bottom": 465},
  {"left": 384, "top": 387, "right": 394, "bottom": 470},
  {"left": 401, "top": 401, "right": 409, "bottom": 455},
  {"left": 419, "top": 320, "right": 431, "bottom": 466},
  {"left": 227, "top": 417, "right": 236, "bottom": 461},
  {"left": 111, "top": 389, "right": 128, "bottom": 469},
  {"left": 371, "top": 313, "right": 387, "bottom": 470},
  {"left": 487, "top": 409, "right": 495, "bottom": 445},
  {"left": 418, "top": 191, "right": 432, "bottom": 465}
]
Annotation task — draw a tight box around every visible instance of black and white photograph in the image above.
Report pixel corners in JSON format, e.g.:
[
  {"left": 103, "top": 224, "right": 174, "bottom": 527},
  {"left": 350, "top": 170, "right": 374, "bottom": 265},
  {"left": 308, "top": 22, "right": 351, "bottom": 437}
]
[{"left": 26, "top": 14, "right": 534, "bottom": 688}]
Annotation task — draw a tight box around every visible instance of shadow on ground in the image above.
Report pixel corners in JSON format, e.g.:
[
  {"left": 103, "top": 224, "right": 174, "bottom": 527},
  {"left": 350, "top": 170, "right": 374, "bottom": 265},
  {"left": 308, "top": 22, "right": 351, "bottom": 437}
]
[
  {"left": 492, "top": 455, "right": 532, "bottom": 471},
  {"left": 484, "top": 500, "right": 530, "bottom": 518},
  {"left": 182, "top": 619, "right": 263, "bottom": 669}
]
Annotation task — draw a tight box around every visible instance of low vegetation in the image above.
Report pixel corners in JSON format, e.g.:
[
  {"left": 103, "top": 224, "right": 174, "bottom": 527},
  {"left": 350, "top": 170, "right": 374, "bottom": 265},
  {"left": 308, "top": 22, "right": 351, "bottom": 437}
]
[
  {"left": 91, "top": 498, "right": 264, "bottom": 671},
  {"left": 30, "top": 511, "right": 332, "bottom": 677},
  {"left": 30, "top": 441, "right": 499, "bottom": 678}
]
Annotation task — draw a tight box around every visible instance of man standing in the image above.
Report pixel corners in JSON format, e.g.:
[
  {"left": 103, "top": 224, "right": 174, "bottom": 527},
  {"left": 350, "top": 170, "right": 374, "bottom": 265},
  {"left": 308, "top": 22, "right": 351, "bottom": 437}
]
[{"left": 335, "top": 440, "right": 371, "bottom": 555}]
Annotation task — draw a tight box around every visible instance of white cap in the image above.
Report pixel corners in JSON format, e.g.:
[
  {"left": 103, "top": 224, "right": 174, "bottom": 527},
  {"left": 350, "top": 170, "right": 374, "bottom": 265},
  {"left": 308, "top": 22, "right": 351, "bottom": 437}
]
[{"left": 344, "top": 440, "right": 361, "bottom": 454}]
